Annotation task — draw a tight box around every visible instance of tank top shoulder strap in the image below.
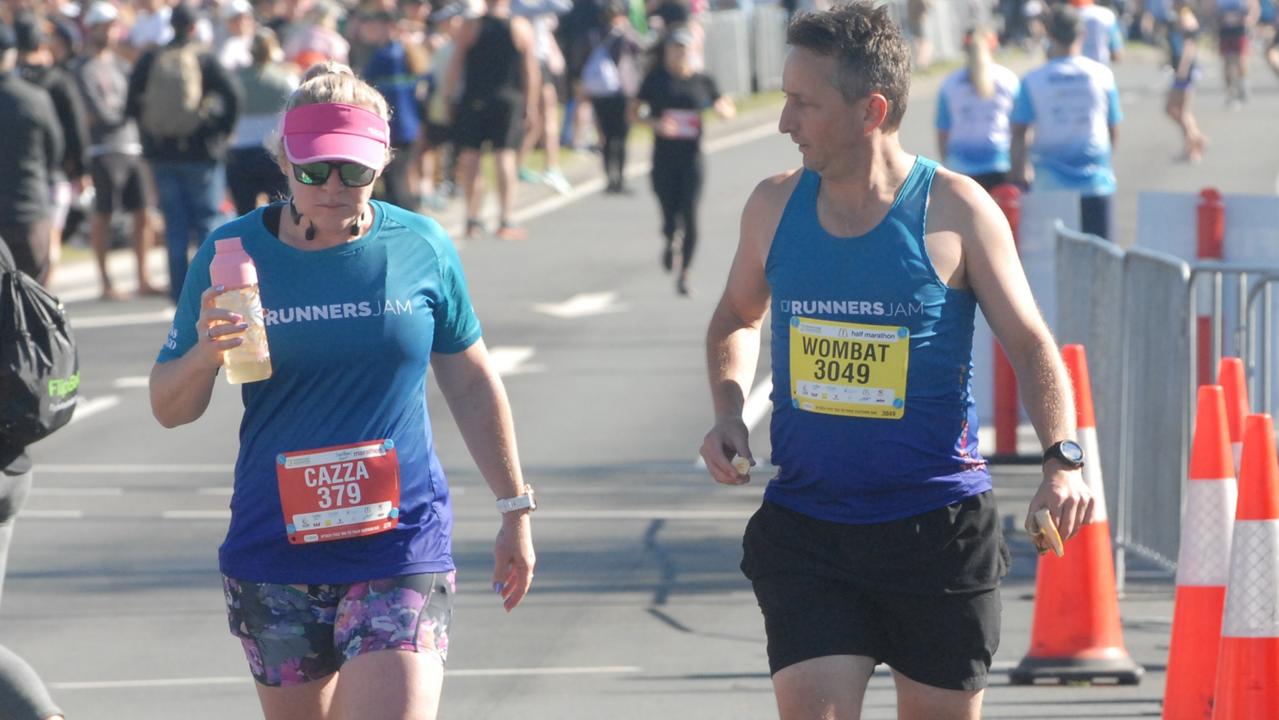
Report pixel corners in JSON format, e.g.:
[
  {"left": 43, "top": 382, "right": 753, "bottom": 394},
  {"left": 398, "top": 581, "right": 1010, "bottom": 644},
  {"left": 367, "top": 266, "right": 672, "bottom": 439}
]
[
  {"left": 893, "top": 156, "right": 939, "bottom": 242},
  {"left": 768, "top": 169, "right": 821, "bottom": 266}
]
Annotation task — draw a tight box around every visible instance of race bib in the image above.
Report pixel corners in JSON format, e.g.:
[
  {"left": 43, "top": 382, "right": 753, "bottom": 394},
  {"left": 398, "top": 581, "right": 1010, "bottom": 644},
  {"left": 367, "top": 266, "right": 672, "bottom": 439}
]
[
  {"left": 277, "top": 439, "right": 401, "bottom": 545},
  {"left": 661, "top": 109, "right": 701, "bottom": 139},
  {"left": 789, "top": 316, "right": 910, "bottom": 419}
]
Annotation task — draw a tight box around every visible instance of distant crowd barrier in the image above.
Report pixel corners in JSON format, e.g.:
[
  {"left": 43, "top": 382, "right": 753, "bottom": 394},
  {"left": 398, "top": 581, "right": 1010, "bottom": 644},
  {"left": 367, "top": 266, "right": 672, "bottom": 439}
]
[{"left": 702, "top": 0, "right": 975, "bottom": 98}]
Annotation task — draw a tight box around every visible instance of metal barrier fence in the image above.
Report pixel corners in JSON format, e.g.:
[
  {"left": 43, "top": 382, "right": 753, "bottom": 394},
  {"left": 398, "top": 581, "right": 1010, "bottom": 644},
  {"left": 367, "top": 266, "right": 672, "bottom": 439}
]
[
  {"left": 1054, "top": 224, "right": 1125, "bottom": 524},
  {"left": 1057, "top": 226, "right": 1279, "bottom": 590},
  {"left": 1187, "top": 262, "right": 1279, "bottom": 422},
  {"left": 1115, "top": 246, "right": 1191, "bottom": 582},
  {"left": 702, "top": 10, "right": 753, "bottom": 97}
]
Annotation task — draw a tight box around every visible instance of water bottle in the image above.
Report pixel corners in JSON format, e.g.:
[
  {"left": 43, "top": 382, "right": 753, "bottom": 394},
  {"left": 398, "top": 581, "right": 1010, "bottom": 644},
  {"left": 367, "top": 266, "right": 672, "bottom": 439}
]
[{"left": 209, "top": 237, "right": 272, "bottom": 384}]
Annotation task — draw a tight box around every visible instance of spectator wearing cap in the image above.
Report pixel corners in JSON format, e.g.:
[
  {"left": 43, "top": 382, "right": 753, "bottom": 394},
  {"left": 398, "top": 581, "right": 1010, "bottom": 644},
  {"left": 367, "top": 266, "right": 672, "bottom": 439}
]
[
  {"left": 0, "top": 19, "right": 64, "bottom": 287},
  {"left": 15, "top": 12, "right": 89, "bottom": 290},
  {"left": 218, "top": 0, "right": 257, "bottom": 71},
  {"left": 127, "top": 2, "right": 242, "bottom": 302},
  {"left": 77, "top": 0, "right": 164, "bottom": 299}
]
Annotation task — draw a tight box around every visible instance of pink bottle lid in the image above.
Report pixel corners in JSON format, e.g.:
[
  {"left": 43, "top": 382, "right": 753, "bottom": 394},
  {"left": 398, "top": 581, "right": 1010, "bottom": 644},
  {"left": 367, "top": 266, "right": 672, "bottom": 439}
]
[{"left": 209, "top": 238, "right": 258, "bottom": 288}]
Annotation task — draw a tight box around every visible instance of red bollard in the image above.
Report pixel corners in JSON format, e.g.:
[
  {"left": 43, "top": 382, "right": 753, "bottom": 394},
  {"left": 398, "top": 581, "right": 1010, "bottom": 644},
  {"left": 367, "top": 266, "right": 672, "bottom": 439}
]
[
  {"left": 990, "top": 184, "right": 1022, "bottom": 456},
  {"left": 1197, "top": 187, "right": 1225, "bottom": 259},
  {"left": 1196, "top": 188, "right": 1225, "bottom": 385}
]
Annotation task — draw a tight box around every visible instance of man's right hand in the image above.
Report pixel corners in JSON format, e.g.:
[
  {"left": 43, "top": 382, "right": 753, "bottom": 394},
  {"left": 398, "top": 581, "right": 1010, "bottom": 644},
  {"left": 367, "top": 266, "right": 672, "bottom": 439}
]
[{"left": 700, "top": 417, "right": 754, "bottom": 485}]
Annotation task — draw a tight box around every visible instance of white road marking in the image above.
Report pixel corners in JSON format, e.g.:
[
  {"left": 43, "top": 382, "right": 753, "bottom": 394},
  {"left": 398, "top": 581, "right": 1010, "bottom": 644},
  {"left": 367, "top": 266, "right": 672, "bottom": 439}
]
[
  {"left": 534, "top": 510, "right": 751, "bottom": 521},
  {"left": 532, "top": 291, "right": 628, "bottom": 319},
  {"left": 18, "top": 510, "right": 85, "bottom": 519},
  {"left": 161, "top": 510, "right": 230, "bottom": 520},
  {"left": 48, "top": 666, "right": 643, "bottom": 691},
  {"left": 488, "top": 345, "right": 543, "bottom": 377},
  {"left": 112, "top": 376, "right": 151, "bottom": 389},
  {"left": 447, "top": 666, "right": 642, "bottom": 677},
  {"left": 195, "top": 487, "right": 233, "bottom": 495},
  {"left": 703, "top": 122, "right": 783, "bottom": 154},
  {"left": 49, "top": 677, "right": 251, "bottom": 691},
  {"left": 499, "top": 118, "right": 780, "bottom": 232},
  {"left": 30, "top": 487, "right": 124, "bottom": 497},
  {"left": 741, "top": 377, "right": 774, "bottom": 434},
  {"left": 67, "top": 396, "right": 121, "bottom": 424},
  {"left": 72, "top": 309, "right": 174, "bottom": 329},
  {"left": 38, "top": 464, "right": 234, "bottom": 474}
]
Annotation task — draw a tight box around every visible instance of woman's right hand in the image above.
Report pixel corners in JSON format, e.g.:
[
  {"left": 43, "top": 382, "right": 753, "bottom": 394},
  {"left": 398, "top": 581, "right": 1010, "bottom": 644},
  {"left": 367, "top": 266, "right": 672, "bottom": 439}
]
[{"left": 195, "top": 285, "right": 247, "bottom": 371}]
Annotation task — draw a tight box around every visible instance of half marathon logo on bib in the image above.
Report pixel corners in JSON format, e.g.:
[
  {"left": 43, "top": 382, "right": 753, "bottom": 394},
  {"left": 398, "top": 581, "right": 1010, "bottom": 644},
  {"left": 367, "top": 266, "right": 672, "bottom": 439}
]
[{"left": 789, "top": 316, "right": 910, "bottom": 419}]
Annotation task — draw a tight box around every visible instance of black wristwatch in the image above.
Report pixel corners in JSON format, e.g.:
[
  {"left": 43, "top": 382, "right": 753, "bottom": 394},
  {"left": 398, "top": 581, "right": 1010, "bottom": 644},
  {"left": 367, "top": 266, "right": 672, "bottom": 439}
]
[{"left": 1043, "top": 440, "right": 1085, "bottom": 469}]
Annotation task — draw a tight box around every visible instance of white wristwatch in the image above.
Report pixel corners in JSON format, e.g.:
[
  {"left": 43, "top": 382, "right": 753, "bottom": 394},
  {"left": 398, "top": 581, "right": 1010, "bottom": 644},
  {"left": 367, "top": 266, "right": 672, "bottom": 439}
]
[{"left": 496, "top": 485, "right": 536, "bottom": 514}]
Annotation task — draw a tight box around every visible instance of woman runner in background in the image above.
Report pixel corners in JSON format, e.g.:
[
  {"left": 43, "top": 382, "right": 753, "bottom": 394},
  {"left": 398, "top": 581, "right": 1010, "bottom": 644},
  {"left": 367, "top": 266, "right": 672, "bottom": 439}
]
[{"left": 631, "top": 28, "right": 734, "bottom": 297}]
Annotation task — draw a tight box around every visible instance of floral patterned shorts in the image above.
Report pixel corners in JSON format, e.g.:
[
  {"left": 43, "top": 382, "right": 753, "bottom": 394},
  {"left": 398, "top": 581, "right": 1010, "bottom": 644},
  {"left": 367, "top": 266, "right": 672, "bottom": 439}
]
[{"left": 222, "top": 571, "right": 455, "bottom": 687}]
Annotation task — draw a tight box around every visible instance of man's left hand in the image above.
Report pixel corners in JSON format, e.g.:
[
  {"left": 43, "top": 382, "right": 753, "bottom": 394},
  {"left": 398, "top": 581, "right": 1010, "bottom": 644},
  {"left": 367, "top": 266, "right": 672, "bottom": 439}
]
[{"left": 1025, "top": 463, "right": 1094, "bottom": 542}]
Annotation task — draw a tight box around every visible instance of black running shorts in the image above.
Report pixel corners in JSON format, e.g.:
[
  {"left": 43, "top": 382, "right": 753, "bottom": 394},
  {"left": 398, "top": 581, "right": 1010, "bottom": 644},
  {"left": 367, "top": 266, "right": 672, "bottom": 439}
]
[
  {"left": 454, "top": 94, "right": 525, "bottom": 151},
  {"left": 741, "top": 493, "right": 1009, "bottom": 690}
]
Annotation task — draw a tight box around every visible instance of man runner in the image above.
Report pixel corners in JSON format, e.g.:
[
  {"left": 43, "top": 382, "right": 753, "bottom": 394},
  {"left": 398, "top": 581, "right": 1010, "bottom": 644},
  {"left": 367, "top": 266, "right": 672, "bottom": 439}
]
[{"left": 699, "top": 4, "right": 1094, "bottom": 718}]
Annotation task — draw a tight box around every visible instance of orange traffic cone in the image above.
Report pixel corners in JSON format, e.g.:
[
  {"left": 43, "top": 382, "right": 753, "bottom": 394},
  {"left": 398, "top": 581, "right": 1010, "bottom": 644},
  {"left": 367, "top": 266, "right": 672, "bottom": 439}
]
[
  {"left": 1212, "top": 414, "right": 1279, "bottom": 719},
  {"left": 1010, "top": 345, "right": 1143, "bottom": 684},
  {"left": 1163, "top": 386, "right": 1238, "bottom": 719},
  {"left": 1216, "top": 358, "right": 1249, "bottom": 471}
]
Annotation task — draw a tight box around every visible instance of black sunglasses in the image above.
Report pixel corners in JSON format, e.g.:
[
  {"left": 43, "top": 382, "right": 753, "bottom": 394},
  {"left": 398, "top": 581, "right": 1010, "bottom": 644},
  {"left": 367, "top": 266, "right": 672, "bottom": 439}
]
[{"left": 292, "top": 161, "right": 378, "bottom": 188}]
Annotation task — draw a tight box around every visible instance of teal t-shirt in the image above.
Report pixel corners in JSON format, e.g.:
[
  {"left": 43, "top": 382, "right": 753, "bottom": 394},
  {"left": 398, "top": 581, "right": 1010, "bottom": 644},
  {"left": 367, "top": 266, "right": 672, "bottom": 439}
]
[{"left": 157, "top": 200, "right": 482, "bottom": 584}]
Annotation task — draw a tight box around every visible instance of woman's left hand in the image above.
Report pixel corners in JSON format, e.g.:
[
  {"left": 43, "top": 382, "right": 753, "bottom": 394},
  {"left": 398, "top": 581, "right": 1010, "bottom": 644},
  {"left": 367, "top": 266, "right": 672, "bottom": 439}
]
[{"left": 493, "top": 512, "right": 535, "bottom": 612}]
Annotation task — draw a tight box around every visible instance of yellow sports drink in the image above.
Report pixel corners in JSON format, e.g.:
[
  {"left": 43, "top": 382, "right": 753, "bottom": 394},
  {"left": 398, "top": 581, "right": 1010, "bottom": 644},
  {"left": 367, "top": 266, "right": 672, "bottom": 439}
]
[{"left": 210, "top": 237, "right": 272, "bottom": 384}]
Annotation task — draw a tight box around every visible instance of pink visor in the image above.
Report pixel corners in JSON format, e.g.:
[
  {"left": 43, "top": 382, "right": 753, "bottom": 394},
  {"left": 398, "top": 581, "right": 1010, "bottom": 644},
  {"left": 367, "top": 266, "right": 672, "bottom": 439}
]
[{"left": 282, "top": 103, "right": 390, "bottom": 168}]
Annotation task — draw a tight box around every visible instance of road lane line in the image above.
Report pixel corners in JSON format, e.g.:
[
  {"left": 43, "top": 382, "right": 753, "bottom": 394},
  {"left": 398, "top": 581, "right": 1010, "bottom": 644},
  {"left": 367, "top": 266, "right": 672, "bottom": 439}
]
[
  {"left": 533, "top": 510, "right": 751, "bottom": 521},
  {"left": 39, "top": 464, "right": 234, "bottom": 474},
  {"left": 72, "top": 309, "right": 174, "bottom": 329},
  {"left": 162, "top": 510, "right": 231, "bottom": 520},
  {"left": 67, "top": 396, "right": 120, "bottom": 424},
  {"left": 112, "top": 376, "right": 151, "bottom": 389},
  {"left": 447, "top": 666, "right": 642, "bottom": 677},
  {"left": 505, "top": 116, "right": 780, "bottom": 231},
  {"left": 174, "top": 510, "right": 748, "bottom": 521},
  {"left": 48, "top": 666, "right": 643, "bottom": 690},
  {"left": 31, "top": 487, "right": 123, "bottom": 496},
  {"left": 741, "top": 377, "right": 774, "bottom": 433},
  {"left": 18, "top": 510, "right": 84, "bottom": 519}
]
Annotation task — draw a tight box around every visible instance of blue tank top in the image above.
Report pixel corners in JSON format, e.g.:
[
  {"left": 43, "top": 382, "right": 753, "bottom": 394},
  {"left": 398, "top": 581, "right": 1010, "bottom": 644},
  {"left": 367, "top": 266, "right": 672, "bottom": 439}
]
[{"left": 764, "top": 157, "right": 992, "bottom": 525}]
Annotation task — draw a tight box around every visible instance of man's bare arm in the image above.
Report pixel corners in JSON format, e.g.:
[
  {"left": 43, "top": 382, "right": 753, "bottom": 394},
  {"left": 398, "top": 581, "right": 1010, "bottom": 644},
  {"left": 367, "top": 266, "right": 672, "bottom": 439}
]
[
  {"left": 938, "top": 174, "right": 1094, "bottom": 539},
  {"left": 700, "top": 171, "right": 796, "bottom": 484}
]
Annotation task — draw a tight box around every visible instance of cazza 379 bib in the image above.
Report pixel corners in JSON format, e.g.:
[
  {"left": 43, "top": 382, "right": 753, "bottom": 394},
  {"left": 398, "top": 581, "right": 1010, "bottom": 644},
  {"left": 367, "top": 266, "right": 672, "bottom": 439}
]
[{"left": 276, "top": 439, "right": 401, "bottom": 544}]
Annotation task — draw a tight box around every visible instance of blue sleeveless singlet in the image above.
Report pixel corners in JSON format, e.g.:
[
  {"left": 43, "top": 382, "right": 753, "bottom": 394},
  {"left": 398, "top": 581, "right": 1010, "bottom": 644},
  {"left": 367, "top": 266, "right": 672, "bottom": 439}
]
[{"left": 764, "top": 157, "right": 992, "bottom": 524}]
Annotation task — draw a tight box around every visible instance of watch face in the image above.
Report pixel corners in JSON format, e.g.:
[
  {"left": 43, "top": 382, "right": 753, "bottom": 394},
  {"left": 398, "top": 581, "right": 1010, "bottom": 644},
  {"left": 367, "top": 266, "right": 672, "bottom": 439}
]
[{"left": 1060, "top": 440, "right": 1085, "bottom": 464}]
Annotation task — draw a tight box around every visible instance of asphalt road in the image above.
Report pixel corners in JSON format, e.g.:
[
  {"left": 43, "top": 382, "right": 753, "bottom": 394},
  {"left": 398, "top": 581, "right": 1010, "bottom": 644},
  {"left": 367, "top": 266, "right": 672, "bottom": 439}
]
[{"left": 5, "top": 43, "right": 1278, "bottom": 719}]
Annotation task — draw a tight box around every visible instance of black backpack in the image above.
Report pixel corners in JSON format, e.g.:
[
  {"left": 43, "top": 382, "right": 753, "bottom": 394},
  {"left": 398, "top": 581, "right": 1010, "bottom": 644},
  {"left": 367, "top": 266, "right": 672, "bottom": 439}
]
[{"left": 0, "top": 238, "right": 78, "bottom": 447}]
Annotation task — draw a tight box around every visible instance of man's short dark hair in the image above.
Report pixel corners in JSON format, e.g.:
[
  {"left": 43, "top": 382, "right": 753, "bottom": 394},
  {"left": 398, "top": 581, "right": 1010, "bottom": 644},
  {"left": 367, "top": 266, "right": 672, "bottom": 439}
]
[
  {"left": 1045, "top": 5, "right": 1082, "bottom": 46},
  {"left": 786, "top": 2, "right": 912, "bottom": 131}
]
